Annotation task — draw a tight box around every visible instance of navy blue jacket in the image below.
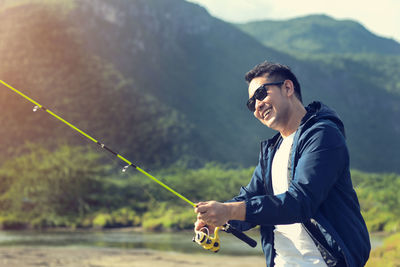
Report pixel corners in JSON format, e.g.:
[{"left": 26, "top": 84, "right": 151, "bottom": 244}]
[{"left": 229, "top": 102, "right": 370, "bottom": 266}]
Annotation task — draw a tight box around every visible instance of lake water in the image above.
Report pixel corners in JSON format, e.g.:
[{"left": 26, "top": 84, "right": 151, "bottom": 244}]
[
  {"left": 0, "top": 229, "right": 263, "bottom": 256},
  {"left": 0, "top": 229, "right": 384, "bottom": 256}
]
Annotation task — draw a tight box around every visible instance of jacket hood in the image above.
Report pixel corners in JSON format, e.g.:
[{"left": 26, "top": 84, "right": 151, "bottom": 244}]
[{"left": 301, "top": 101, "right": 346, "bottom": 137}]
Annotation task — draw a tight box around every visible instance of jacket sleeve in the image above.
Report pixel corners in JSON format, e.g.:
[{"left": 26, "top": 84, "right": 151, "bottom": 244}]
[
  {"left": 226, "top": 153, "right": 266, "bottom": 231},
  {"left": 244, "top": 122, "right": 348, "bottom": 225}
]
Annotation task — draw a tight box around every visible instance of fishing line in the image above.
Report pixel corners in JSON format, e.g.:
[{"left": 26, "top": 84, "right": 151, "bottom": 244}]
[
  {"left": 0, "top": 80, "right": 195, "bottom": 207},
  {"left": 0, "top": 80, "right": 257, "bottom": 250}
]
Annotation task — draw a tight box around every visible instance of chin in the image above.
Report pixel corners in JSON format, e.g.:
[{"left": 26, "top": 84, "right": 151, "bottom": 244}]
[
  {"left": 263, "top": 119, "right": 278, "bottom": 130},
  {"left": 262, "top": 120, "right": 273, "bottom": 128}
]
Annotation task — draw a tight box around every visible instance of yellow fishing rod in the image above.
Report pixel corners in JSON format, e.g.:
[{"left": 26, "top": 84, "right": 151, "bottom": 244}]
[
  {"left": 0, "top": 79, "right": 194, "bottom": 207},
  {"left": 0, "top": 80, "right": 257, "bottom": 251}
]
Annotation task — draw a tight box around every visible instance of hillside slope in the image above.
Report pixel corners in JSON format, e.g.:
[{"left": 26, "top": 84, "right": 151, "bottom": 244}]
[
  {"left": 0, "top": 0, "right": 399, "bottom": 172},
  {"left": 0, "top": 2, "right": 194, "bottom": 168},
  {"left": 236, "top": 14, "right": 400, "bottom": 55}
]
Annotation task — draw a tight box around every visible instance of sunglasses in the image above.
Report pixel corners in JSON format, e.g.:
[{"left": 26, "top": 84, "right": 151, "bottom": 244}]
[{"left": 246, "top": 81, "right": 285, "bottom": 112}]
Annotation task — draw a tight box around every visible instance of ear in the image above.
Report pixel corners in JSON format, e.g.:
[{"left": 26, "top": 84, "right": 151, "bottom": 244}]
[{"left": 284, "top": 80, "right": 295, "bottom": 97}]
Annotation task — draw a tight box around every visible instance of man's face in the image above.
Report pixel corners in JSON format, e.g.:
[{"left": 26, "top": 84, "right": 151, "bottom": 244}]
[{"left": 248, "top": 76, "right": 290, "bottom": 131}]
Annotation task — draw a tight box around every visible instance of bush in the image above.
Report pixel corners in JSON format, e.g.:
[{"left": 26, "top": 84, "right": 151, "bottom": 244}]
[
  {"left": 91, "top": 208, "right": 141, "bottom": 228},
  {"left": 0, "top": 144, "right": 112, "bottom": 228},
  {"left": 142, "top": 203, "right": 196, "bottom": 231},
  {"left": 0, "top": 215, "right": 28, "bottom": 230},
  {"left": 353, "top": 170, "right": 400, "bottom": 234},
  {"left": 366, "top": 233, "right": 400, "bottom": 267},
  {"left": 92, "top": 213, "right": 113, "bottom": 228}
]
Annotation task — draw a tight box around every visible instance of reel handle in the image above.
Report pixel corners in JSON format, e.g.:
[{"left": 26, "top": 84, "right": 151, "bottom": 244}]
[
  {"left": 193, "top": 224, "right": 257, "bottom": 252},
  {"left": 193, "top": 226, "right": 221, "bottom": 252},
  {"left": 223, "top": 223, "right": 257, "bottom": 248}
]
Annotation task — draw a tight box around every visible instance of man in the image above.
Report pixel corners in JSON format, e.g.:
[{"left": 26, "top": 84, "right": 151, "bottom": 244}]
[{"left": 194, "top": 62, "right": 370, "bottom": 266}]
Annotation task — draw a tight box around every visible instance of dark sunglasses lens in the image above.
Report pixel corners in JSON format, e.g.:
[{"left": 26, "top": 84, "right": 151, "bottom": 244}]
[
  {"left": 247, "top": 98, "right": 255, "bottom": 112},
  {"left": 254, "top": 88, "right": 268, "bottom": 101},
  {"left": 247, "top": 86, "right": 269, "bottom": 112}
]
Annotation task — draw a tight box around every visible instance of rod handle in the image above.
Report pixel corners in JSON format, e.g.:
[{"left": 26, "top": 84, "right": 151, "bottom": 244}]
[{"left": 223, "top": 224, "right": 257, "bottom": 248}]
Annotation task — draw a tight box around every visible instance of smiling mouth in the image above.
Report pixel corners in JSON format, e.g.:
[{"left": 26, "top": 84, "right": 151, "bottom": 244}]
[{"left": 262, "top": 108, "right": 272, "bottom": 119}]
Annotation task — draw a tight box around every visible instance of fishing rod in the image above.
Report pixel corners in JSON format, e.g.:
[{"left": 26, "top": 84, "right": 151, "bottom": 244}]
[{"left": 0, "top": 80, "right": 257, "bottom": 252}]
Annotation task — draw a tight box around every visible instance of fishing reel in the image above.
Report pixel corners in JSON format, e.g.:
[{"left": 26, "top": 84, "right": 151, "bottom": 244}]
[
  {"left": 192, "top": 223, "right": 257, "bottom": 253},
  {"left": 193, "top": 226, "right": 222, "bottom": 253}
]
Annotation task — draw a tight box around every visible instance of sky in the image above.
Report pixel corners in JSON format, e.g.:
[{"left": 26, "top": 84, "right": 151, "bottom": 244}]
[{"left": 186, "top": 0, "right": 400, "bottom": 42}]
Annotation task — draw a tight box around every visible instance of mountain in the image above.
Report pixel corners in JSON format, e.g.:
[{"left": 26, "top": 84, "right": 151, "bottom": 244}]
[
  {"left": 236, "top": 15, "right": 400, "bottom": 55},
  {"left": 0, "top": 0, "right": 399, "bottom": 173},
  {"left": 0, "top": 0, "right": 194, "bottom": 168},
  {"left": 236, "top": 14, "right": 400, "bottom": 173},
  {"left": 236, "top": 14, "right": 400, "bottom": 99}
]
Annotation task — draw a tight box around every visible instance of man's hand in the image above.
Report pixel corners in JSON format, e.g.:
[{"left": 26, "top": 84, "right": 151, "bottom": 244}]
[
  {"left": 194, "top": 218, "right": 215, "bottom": 233},
  {"left": 194, "top": 201, "right": 246, "bottom": 229}
]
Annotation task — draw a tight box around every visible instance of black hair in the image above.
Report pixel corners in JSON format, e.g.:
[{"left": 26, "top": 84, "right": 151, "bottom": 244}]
[{"left": 245, "top": 61, "right": 302, "bottom": 103}]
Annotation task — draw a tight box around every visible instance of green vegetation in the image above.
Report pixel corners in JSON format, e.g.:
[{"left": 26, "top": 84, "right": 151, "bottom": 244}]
[
  {"left": 1, "top": 144, "right": 399, "bottom": 236},
  {"left": 0, "top": 144, "right": 111, "bottom": 229},
  {"left": 0, "top": 145, "right": 254, "bottom": 230},
  {"left": 366, "top": 233, "right": 400, "bottom": 267},
  {"left": 0, "top": 145, "right": 399, "bottom": 265},
  {"left": 353, "top": 170, "right": 400, "bottom": 233},
  {"left": 236, "top": 14, "right": 400, "bottom": 55},
  {"left": 293, "top": 53, "right": 400, "bottom": 96}
]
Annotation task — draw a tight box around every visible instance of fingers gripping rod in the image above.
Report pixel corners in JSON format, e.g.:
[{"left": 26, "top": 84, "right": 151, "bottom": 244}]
[{"left": 0, "top": 80, "right": 257, "bottom": 251}]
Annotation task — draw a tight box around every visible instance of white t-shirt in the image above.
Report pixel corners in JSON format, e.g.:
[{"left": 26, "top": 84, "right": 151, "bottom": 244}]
[{"left": 271, "top": 132, "right": 327, "bottom": 267}]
